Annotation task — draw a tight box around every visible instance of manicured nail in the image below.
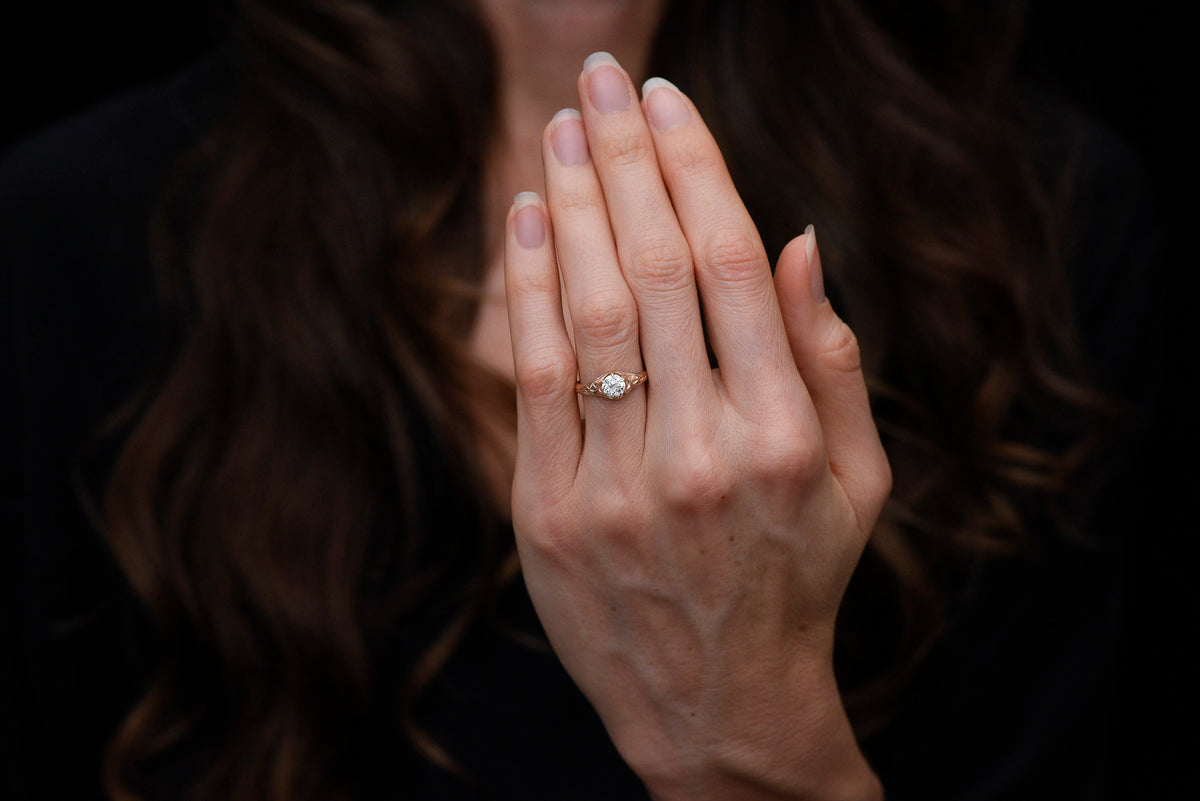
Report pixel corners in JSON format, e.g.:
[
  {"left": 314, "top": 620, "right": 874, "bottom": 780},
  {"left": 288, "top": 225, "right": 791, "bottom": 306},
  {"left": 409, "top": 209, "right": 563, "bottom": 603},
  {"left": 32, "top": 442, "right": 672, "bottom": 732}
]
[
  {"left": 584, "top": 52, "right": 630, "bottom": 114},
  {"left": 642, "top": 78, "right": 690, "bottom": 131},
  {"left": 805, "top": 224, "right": 825, "bottom": 304},
  {"left": 550, "top": 109, "right": 589, "bottom": 166},
  {"left": 514, "top": 193, "right": 545, "bottom": 250}
]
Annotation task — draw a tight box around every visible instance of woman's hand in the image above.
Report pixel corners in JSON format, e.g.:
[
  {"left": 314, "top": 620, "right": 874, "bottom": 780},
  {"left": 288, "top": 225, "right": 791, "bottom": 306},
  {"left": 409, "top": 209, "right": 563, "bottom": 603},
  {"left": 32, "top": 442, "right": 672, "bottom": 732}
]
[{"left": 503, "top": 53, "right": 889, "bottom": 801}]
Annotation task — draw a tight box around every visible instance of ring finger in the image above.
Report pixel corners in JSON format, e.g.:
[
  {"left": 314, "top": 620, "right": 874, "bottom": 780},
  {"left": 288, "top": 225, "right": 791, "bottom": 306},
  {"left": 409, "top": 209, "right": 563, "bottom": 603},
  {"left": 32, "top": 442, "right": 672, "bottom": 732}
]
[
  {"left": 578, "top": 52, "right": 714, "bottom": 422},
  {"left": 543, "top": 108, "right": 646, "bottom": 461}
]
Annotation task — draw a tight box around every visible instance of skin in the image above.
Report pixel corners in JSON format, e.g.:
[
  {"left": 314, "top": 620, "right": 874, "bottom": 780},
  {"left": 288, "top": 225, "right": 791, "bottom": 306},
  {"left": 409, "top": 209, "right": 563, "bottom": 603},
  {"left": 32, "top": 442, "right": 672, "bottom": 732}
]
[
  {"left": 472, "top": 0, "right": 668, "bottom": 382},
  {"left": 477, "top": 2, "right": 890, "bottom": 798}
]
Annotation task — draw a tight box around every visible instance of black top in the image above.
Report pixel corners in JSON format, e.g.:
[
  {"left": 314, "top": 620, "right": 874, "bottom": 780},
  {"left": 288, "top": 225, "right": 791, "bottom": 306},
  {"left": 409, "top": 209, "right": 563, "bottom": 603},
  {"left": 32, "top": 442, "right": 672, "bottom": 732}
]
[{"left": 0, "top": 54, "right": 1182, "bottom": 800}]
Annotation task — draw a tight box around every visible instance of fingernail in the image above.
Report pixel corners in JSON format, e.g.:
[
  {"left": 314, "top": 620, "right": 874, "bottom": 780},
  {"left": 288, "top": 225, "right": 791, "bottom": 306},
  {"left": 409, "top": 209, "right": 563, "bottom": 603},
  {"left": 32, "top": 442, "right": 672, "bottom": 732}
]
[
  {"left": 805, "top": 224, "right": 825, "bottom": 304},
  {"left": 642, "top": 78, "right": 690, "bottom": 131},
  {"left": 550, "top": 109, "right": 589, "bottom": 166},
  {"left": 584, "top": 52, "right": 630, "bottom": 114},
  {"left": 514, "top": 193, "right": 545, "bottom": 250}
]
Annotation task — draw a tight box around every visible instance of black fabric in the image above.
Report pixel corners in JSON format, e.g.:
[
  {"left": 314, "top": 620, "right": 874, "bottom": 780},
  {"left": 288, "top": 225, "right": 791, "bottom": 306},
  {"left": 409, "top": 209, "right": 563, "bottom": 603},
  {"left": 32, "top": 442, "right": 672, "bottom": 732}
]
[
  {"left": 860, "top": 95, "right": 1177, "bottom": 800},
  {"left": 2, "top": 55, "right": 224, "bottom": 801},
  {"left": 1, "top": 54, "right": 1178, "bottom": 800}
]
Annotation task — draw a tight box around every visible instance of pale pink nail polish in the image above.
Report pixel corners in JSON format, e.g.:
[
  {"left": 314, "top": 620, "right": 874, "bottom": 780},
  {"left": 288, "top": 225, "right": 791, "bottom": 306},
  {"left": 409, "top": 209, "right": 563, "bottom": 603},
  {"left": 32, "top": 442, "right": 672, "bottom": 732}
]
[
  {"left": 514, "top": 194, "right": 545, "bottom": 250},
  {"left": 584, "top": 52, "right": 630, "bottom": 114},
  {"left": 643, "top": 78, "right": 690, "bottom": 131},
  {"left": 550, "top": 109, "right": 589, "bottom": 166},
  {"left": 805, "top": 224, "right": 825, "bottom": 304}
]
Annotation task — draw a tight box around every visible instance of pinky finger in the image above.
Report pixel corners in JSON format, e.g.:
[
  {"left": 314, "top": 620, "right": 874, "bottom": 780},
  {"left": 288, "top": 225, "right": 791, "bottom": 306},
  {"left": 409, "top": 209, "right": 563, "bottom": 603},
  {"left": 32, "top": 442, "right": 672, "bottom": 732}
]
[{"left": 505, "top": 192, "right": 583, "bottom": 498}]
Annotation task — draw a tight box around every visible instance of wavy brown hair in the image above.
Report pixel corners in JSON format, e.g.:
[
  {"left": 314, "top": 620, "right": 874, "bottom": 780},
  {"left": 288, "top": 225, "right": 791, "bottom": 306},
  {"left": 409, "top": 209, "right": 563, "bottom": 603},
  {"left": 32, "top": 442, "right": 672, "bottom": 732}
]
[{"left": 100, "top": 0, "right": 1106, "bottom": 798}]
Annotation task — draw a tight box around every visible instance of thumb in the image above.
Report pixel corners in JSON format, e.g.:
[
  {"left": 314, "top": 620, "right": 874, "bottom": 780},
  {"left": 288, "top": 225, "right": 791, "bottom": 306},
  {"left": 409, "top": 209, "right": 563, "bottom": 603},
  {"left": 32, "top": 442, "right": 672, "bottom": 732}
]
[{"left": 774, "top": 226, "right": 891, "bottom": 530}]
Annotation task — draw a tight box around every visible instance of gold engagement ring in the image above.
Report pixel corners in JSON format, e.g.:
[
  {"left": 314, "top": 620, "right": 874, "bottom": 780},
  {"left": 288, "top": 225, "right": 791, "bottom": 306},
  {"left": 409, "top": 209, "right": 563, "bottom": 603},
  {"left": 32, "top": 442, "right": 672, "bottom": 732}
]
[{"left": 575, "top": 371, "right": 648, "bottom": 400}]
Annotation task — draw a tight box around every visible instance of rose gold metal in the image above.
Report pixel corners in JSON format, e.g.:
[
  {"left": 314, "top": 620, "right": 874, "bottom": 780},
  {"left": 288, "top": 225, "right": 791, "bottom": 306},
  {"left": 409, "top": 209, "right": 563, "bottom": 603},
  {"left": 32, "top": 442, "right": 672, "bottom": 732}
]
[{"left": 575, "top": 371, "right": 648, "bottom": 400}]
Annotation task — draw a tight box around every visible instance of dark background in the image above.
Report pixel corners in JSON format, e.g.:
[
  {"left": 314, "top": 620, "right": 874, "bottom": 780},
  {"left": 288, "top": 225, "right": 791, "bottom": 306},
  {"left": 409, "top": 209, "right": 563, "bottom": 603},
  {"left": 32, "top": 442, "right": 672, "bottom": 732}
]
[
  {"left": 0, "top": 1, "right": 1192, "bottom": 222},
  {"left": 2, "top": 0, "right": 1194, "bottom": 795}
]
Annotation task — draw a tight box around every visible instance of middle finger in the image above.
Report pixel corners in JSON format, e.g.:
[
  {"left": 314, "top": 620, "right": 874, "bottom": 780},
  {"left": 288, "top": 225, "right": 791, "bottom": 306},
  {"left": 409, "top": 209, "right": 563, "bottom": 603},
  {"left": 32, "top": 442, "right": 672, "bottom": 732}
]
[{"left": 578, "top": 52, "right": 716, "bottom": 417}]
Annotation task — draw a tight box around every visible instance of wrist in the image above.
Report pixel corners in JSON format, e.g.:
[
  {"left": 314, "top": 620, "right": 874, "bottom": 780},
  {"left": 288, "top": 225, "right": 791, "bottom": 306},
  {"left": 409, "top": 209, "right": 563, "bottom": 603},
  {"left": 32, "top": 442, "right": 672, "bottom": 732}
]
[
  {"left": 644, "top": 738, "right": 881, "bottom": 801},
  {"left": 638, "top": 669, "right": 882, "bottom": 801}
]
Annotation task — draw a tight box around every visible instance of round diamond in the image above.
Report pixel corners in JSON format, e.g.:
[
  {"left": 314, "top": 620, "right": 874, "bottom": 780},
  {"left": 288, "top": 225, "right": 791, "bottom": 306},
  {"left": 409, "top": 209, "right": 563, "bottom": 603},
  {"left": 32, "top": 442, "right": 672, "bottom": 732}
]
[{"left": 600, "top": 373, "right": 626, "bottom": 399}]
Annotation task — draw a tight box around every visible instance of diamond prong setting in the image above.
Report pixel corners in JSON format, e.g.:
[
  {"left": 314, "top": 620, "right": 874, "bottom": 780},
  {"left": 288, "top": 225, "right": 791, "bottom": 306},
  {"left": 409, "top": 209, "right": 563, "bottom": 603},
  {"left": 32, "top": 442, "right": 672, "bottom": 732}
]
[
  {"left": 600, "top": 373, "right": 627, "bottom": 399},
  {"left": 575, "top": 370, "right": 647, "bottom": 400}
]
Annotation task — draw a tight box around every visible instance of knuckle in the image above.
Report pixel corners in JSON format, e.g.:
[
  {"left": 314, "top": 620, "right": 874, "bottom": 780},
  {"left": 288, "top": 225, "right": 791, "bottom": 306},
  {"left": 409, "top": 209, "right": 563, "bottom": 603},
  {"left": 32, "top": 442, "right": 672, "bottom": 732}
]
[
  {"left": 523, "top": 514, "right": 578, "bottom": 562},
  {"left": 820, "top": 320, "right": 864, "bottom": 375},
  {"left": 666, "top": 144, "right": 721, "bottom": 177},
  {"left": 514, "top": 349, "right": 576, "bottom": 399},
  {"left": 868, "top": 452, "right": 894, "bottom": 512},
  {"left": 846, "top": 451, "right": 893, "bottom": 537},
  {"left": 659, "top": 441, "right": 731, "bottom": 510},
  {"left": 599, "top": 132, "right": 655, "bottom": 167},
  {"left": 751, "top": 427, "right": 825, "bottom": 485},
  {"left": 704, "top": 229, "right": 767, "bottom": 285},
  {"left": 507, "top": 267, "right": 558, "bottom": 302},
  {"left": 554, "top": 187, "right": 602, "bottom": 216},
  {"left": 591, "top": 496, "right": 652, "bottom": 556},
  {"left": 631, "top": 238, "right": 692, "bottom": 292},
  {"left": 589, "top": 487, "right": 641, "bottom": 534},
  {"left": 574, "top": 290, "right": 638, "bottom": 343},
  {"left": 513, "top": 487, "right": 579, "bottom": 561}
]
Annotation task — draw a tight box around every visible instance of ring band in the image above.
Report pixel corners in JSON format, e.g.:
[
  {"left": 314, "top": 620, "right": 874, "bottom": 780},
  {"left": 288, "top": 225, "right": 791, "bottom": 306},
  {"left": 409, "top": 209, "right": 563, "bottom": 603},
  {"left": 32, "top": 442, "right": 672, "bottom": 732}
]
[{"left": 575, "top": 371, "right": 648, "bottom": 400}]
